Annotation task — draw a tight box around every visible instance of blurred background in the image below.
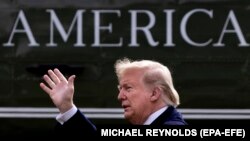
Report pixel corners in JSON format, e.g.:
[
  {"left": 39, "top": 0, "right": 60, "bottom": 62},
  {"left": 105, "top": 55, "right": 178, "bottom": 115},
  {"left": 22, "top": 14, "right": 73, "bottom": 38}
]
[{"left": 0, "top": 0, "right": 250, "bottom": 138}]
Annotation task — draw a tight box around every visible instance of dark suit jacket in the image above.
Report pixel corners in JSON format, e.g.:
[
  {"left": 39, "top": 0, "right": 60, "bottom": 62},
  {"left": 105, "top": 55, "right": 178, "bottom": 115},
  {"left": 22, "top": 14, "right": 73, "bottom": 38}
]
[
  {"left": 55, "top": 106, "right": 186, "bottom": 136},
  {"left": 55, "top": 110, "right": 97, "bottom": 136},
  {"left": 151, "top": 106, "right": 187, "bottom": 125}
]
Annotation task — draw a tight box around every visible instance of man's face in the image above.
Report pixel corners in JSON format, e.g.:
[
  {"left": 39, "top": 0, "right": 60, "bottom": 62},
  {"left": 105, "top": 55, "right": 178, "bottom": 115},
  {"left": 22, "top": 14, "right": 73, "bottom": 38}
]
[{"left": 117, "top": 69, "right": 152, "bottom": 124}]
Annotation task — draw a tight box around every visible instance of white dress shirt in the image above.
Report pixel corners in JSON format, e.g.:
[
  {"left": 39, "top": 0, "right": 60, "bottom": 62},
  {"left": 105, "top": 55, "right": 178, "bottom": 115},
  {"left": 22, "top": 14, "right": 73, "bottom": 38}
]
[{"left": 56, "top": 105, "right": 77, "bottom": 125}]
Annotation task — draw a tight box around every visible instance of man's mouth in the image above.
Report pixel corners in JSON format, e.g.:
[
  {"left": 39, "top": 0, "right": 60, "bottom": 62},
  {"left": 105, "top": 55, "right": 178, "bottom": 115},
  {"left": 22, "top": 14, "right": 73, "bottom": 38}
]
[{"left": 122, "top": 104, "right": 130, "bottom": 110}]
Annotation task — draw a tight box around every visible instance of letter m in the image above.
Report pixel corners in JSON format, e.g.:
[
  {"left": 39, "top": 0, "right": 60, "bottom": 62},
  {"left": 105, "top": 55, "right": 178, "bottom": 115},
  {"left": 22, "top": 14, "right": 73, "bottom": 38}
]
[
  {"left": 46, "top": 9, "right": 85, "bottom": 47},
  {"left": 101, "top": 129, "right": 109, "bottom": 136}
]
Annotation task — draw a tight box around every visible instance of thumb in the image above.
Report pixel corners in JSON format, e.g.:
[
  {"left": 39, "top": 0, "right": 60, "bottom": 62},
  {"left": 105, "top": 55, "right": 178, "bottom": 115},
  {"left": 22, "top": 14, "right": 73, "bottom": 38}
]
[{"left": 68, "top": 75, "right": 76, "bottom": 87}]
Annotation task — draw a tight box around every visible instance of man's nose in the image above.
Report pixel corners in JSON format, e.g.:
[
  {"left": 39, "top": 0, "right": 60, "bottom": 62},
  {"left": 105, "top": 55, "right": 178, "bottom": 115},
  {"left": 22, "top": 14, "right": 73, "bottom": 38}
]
[{"left": 117, "top": 90, "right": 126, "bottom": 101}]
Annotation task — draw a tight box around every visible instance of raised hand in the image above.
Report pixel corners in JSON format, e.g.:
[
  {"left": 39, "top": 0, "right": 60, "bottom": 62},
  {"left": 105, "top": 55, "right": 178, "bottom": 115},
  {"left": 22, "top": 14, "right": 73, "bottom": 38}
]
[{"left": 40, "top": 68, "right": 76, "bottom": 113}]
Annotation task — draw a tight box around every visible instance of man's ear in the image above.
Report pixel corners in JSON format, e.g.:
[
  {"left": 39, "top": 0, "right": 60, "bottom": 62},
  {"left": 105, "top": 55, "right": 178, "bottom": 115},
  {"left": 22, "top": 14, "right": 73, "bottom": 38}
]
[{"left": 150, "top": 87, "right": 161, "bottom": 102}]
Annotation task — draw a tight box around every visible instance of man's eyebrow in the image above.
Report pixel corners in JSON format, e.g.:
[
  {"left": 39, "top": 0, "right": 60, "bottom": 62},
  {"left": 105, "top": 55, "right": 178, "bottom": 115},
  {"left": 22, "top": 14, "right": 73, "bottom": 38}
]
[{"left": 117, "top": 83, "right": 129, "bottom": 88}]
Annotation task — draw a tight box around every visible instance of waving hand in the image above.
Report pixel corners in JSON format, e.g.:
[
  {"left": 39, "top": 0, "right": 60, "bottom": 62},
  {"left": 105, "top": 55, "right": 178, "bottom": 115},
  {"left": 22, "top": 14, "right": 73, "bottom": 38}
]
[{"left": 40, "top": 68, "right": 75, "bottom": 113}]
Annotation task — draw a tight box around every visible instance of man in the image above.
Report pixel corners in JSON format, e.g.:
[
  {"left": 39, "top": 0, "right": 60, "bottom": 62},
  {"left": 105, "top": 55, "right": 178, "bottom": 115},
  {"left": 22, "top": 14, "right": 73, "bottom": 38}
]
[{"left": 40, "top": 58, "right": 186, "bottom": 135}]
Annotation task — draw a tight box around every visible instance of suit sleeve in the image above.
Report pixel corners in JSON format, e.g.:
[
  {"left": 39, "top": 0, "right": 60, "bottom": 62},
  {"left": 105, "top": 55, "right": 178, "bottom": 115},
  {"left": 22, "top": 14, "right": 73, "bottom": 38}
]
[{"left": 55, "top": 109, "right": 97, "bottom": 136}]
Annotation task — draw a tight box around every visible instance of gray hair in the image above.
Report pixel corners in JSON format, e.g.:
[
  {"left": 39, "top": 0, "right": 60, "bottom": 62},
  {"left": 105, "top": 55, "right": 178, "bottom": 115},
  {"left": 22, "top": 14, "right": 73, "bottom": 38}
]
[{"left": 115, "top": 58, "right": 180, "bottom": 107}]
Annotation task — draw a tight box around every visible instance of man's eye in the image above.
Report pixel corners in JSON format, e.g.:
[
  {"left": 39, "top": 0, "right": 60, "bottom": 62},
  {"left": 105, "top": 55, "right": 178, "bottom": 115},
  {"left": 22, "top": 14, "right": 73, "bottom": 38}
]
[{"left": 126, "top": 87, "right": 132, "bottom": 91}]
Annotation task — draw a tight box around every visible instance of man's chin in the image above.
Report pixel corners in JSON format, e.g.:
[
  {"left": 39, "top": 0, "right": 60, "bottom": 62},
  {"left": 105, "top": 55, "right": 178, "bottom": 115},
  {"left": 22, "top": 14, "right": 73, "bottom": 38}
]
[{"left": 123, "top": 112, "right": 132, "bottom": 120}]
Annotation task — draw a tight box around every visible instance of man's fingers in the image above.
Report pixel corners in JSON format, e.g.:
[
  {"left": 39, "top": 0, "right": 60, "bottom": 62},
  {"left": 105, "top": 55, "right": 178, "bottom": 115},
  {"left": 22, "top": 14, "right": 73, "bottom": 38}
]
[
  {"left": 54, "top": 68, "right": 67, "bottom": 82},
  {"left": 40, "top": 82, "right": 52, "bottom": 95},
  {"left": 68, "top": 75, "right": 76, "bottom": 87},
  {"left": 43, "top": 75, "right": 56, "bottom": 88},
  {"left": 48, "top": 69, "right": 60, "bottom": 84}
]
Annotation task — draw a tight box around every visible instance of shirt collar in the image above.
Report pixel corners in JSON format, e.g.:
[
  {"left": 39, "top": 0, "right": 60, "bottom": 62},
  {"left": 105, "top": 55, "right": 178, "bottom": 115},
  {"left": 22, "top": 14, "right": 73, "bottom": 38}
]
[{"left": 143, "top": 106, "right": 168, "bottom": 125}]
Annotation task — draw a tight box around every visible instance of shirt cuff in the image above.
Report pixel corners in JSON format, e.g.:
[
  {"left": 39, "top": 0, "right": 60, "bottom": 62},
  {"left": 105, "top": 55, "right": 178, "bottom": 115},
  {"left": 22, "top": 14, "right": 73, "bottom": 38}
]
[{"left": 56, "top": 105, "right": 77, "bottom": 125}]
